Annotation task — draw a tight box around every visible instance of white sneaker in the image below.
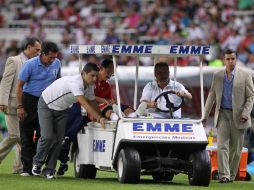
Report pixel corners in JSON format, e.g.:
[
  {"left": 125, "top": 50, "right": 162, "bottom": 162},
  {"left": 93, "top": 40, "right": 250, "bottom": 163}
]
[
  {"left": 112, "top": 104, "right": 125, "bottom": 117},
  {"left": 110, "top": 113, "right": 119, "bottom": 120},
  {"left": 20, "top": 172, "right": 30, "bottom": 177},
  {"left": 127, "top": 112, "right": 137, "bottom": 118},
  {"left": 112, "top": 104, "right": 119, "bottom": 114}
]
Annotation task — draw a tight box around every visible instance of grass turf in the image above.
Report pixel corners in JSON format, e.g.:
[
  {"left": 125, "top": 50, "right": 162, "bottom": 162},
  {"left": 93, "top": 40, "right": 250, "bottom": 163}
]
[{"left": 0, "top": 151, "right": 253, "bottom": 190}]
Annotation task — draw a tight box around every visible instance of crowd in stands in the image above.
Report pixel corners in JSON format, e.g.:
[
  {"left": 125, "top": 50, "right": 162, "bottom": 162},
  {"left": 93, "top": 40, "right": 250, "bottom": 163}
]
[{"left": 0, "top": 0, "right": 254, "bottom": 79}]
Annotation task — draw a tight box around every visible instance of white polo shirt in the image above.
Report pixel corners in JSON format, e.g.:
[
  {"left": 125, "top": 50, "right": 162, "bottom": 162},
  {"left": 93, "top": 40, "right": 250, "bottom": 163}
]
[
  {"left": 140, "top": 80, "right": 187, "bottom": 118},
  {"left": 42, "top": 75, "right": 95, "bottom": 111}
]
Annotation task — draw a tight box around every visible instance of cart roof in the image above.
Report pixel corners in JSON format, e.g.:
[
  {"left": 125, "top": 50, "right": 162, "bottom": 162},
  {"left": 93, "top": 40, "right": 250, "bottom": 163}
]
[{"left": 70, "top": 44, "right": 212, "bottom": 57}]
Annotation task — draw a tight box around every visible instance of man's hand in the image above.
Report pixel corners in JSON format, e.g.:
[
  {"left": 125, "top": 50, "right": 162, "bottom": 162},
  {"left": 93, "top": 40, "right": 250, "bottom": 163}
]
[
  {"left": 147, "top": 101, "right": 157, "bottom": 108},
  {"left": 0, "top": 105, "right": 8, "bottom": 114},
  {"left": 17, "top": 107, "right": 26, "bottom": 121},
  {"left": 99, "top": 117, "right": 107, "bottom": 129},
  {"left": 202, "top": 118, "right": 207, "bottom": 127},
  {"left": 176, "top": 91, "right": 185, "bottom": 97},
  {"left": 239, "top": 115, "right": 248, "bottom": 123}
]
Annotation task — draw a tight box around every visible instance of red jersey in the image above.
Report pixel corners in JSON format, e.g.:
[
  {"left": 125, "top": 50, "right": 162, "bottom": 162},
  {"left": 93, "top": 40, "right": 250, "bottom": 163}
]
[{"left": 95, "top": 80, "right": 113, "bottom": 100}]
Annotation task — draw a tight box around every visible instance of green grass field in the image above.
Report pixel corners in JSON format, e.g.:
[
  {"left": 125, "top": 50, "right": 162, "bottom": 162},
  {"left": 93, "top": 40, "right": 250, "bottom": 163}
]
[{"left": 0, "top": 151, "right": 253, "bottom": 190}]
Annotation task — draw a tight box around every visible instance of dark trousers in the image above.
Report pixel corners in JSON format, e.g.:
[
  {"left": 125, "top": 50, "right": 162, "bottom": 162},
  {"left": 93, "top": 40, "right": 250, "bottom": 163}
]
[
  {"left": 58, "top": 103, "right": 87, "bottom": 163},
  {"left": 19, "top": 92, "right": 40, "bottom": 174}
]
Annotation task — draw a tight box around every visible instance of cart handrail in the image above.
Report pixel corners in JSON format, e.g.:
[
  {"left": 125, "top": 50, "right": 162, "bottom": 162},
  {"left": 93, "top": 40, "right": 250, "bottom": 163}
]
[
  {"left": 70, "top": 44, "right": 212, "bottom": 57},
  {"left": 70, "top": 44, "right": 211, "bottom": 120}
]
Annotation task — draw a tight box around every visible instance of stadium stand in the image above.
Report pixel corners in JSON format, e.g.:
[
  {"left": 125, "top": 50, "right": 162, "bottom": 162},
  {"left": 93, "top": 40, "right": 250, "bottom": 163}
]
[{"left": 0, "top": 0, "right": 253, "bottom": 68}]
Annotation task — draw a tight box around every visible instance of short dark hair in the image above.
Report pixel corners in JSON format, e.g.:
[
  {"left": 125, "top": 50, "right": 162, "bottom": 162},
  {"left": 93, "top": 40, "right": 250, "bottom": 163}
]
[
  {"left": 224, "top": 49, "right": 236, "bottom": 56},
  {"left": 101, "top": 59, "right": 113, "bottom": 68},
  {"left": 82, "top": 62, "right": 100, "bottom": 74},
  {"left": 41, "top": 41, "right": 59, "bottom": 55},
  {"left": 21, "top": 37, "right": 41, "bottom": 51},
  {"left": 155, "top": 62, "right": 168, "bottom": 72}
]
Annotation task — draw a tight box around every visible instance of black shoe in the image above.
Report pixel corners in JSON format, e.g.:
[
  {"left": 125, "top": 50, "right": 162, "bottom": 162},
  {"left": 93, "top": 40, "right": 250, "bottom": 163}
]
[
  {"left": 45, "top": 172, "right": 55, "bottom": 179},
  {"left": 62, "top": 137, "right": 70, "bottom": 146},
  {"left": 219, "top": 177, "right": 230, "bottom": 183},
  {"left": 57, "top": 163, "right": 68, "bottom": 176}
]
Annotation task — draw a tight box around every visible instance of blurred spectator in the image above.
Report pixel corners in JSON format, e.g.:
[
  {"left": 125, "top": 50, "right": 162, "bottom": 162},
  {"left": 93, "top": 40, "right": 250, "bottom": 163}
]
[
  {"left": 0, "top": 40, "right": 6, "bottom": 79},
  {"left": 0, "top": 9, "right": 5, "bottom": 27},
  {"left": 45, "top": 2, "right": 61, "bottom": 20},
  {"left": 33, "top": 0, "right": 47, "bottom": 19},
  {"left": 0, "top": 0, "right": 253, "bottom": 68},
  {"left": 221, "top": 29, "right": 243, "bottom": 51},
  {"left": 62, "top": 1, "right": 79, "bottom": 27},
  {"left": 121, "top": 5, "right": 141, "bottom": 29},
  {"left": 27, "top": 19, "right": 46, "bottom": 41},
  {"left": 5, "top": 40, "right": 20, "bottom": 57},
  {"left": 104, "top": 28, "right": 120, "bottom": 44}
]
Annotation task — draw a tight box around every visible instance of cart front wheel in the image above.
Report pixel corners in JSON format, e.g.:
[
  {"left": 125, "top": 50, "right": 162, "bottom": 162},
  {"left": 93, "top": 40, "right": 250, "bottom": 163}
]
[{"left": 188, "top": 150, "right": 211, "bottom": 186}]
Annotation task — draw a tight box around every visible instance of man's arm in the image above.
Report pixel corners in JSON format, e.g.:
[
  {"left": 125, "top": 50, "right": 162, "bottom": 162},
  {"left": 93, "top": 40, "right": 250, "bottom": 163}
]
[
  {"left": 141, "top": 100, "right": 157, "bottom": 108},
  {"left": 0, "top": 57, "right": 16, "bottom": 111},
  {"left": 140, "top": 83, "right": 155, "bottom": 108},
  {"left": 203, "top": 75, "right": 216, "bottom": 126},
  {"left": 88, "top": 99, "right": 101, "bottom": 114},
  {"left": 241, "top": 73, "right": 254, "bottom": 122},
  {"left": 176, "top": 90, "right": 192, "bottom": 100},
  {"left": 76, "top": 95, "right": 106, "bottom": 128},
  {"left": 16, "top": 80, "right": 26, "bottom": 120}
]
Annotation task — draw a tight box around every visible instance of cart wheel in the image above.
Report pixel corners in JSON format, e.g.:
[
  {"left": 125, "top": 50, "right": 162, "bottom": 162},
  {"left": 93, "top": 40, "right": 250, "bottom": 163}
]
[
  {"left": 188, "top": 150, "right": 211, "bottom": 186},
  {"left": 117, "top": 147, "right": 141, "bottom": 183},
  {"left": 245, "top": 172, "right": 252, "bottom": 181},
  {"left": 152, "top": 172, "right": 174, "bottom": 182},
  {"left": 74, "top": 151, "right": 97, "bottom": 179}
]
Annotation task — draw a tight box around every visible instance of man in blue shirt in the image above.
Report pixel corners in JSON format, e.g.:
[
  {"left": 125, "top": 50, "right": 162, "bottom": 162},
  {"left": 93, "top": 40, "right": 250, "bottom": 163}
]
[{"left": 16, "top": 41, "right": 61, "bottom": 176}]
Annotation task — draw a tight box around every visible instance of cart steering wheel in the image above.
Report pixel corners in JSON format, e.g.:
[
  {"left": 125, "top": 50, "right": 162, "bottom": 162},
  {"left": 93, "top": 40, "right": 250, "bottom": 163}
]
[{"left": 154, "top": 90, "right": 184, "bottom": 113}]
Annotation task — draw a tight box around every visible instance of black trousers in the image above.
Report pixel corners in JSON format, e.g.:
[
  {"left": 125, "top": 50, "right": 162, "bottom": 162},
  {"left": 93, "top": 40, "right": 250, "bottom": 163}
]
[
  {"left": 58, "top": 103, "right": 87, "bottom": 163},
  {"left": 19, "top": 92, "right": 40, "bottom": 174}
]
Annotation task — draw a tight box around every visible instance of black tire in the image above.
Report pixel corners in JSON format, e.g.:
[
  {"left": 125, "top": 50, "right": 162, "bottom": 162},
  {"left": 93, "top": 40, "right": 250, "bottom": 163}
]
[
  {"left": 188, "top": 150, "right": 211, "bottom": 186},
  {"left": 74, "top": 151, "right": 97, "bottom": 179},
  {"left": 117, "top": 147, "right": 141, "bottom": 183},
  {"left": 152, "top": 172, "right": 174, "bottom": 182},
  {"left": 245, "top": 172, "right": 252, "bottom": 181}
]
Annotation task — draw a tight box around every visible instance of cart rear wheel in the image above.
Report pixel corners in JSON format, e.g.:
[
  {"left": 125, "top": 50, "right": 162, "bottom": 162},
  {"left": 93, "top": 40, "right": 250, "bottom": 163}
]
[
  {"left": 188, "top": 150, "right": 211, "bottom": 186},
  {"left": 74, "top": 151, "right": 97, "bottom": 179},
  {"left": 245, "top": 172, "right": 252, "bottom": 181},
  {"left": 117, "top": 147, "right": 141, "bottom": 183}
]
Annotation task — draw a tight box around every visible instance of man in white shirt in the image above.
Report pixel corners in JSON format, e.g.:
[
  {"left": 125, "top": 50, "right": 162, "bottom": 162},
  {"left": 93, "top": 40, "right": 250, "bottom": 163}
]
[
  {"left": 32, "top": 62, "right": 106, "bottom": 179},
  {"left": 139, "top": 62, "right": 192, "bottom": 118}
]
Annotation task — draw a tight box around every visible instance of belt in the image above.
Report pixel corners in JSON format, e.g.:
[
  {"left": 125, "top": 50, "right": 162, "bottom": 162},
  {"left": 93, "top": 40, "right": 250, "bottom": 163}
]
[{"left": 220, "top": 107, "right": 232, "bottom": 111}]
